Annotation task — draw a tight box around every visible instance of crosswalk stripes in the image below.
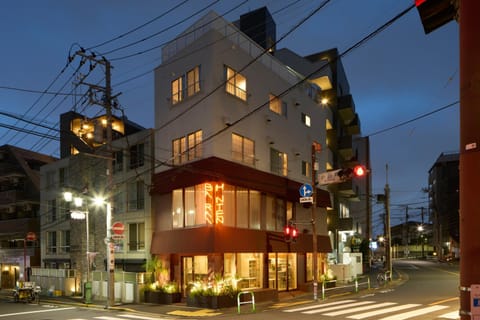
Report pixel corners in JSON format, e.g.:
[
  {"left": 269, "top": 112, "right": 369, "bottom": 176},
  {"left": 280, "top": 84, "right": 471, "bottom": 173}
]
[{"left": 283, "top": 299, "right": 457, "bottom": 320}]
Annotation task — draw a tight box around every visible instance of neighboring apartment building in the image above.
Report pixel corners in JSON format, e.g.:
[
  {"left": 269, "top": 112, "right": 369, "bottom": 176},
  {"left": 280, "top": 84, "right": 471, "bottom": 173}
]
[
  {"left": 40, "top": 111, "right": 154, "bottom": 293},
  {"left": 428, "top": 152, "right": 459, "bottom": 259},
  {"left": 0, "top": 145, "right": 56, "bottom": 288},
  {"left": 274, "top": 49, "right": 371, "bottom": 265},
  {"left": 150, "top": 7, "right": 368, "bottom": 294}
]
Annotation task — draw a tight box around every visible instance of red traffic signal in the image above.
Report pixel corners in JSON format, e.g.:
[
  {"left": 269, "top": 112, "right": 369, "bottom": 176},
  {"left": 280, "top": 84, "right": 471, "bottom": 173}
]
[
  {"left": 353, "top": 165, "right": 366, "bottom": 177},
  {"left": 284, "top": 223, "right": 299, "bottom": 243}
]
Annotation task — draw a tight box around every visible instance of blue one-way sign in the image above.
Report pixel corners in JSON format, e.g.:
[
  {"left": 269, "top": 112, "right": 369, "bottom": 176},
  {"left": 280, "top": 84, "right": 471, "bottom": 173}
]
[{"left": 299, "top": 183, "right": 313, "bottom": 197}]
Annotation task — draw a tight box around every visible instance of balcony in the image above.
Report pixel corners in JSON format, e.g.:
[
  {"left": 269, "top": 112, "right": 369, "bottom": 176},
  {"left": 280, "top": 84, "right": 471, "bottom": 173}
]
[
  {"left": 338, "top": 136, "right": 353, "bottom": 162},
  {"left": 337, "top": 95, "right": 356, "bottom": 124},
  {"left": 0, "top": 190, "right": 25, "bottom": 206},
  {"left": 346, "top": 114, "right": 361, "bottom": 135}
]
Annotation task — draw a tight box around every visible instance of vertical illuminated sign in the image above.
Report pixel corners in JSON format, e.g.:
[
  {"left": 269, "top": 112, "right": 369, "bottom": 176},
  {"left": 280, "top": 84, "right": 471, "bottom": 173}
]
[{"left": 204, "top": 182, "right": 225, "bottom": 225}]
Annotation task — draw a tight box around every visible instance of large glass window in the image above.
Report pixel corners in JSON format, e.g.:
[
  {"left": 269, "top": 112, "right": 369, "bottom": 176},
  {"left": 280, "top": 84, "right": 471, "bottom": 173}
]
[
  {"left": 270, "top": 148, "right": 288, "bottom": 176},
  {"left": 236, "top": 187, "right": 249, "bottom": 228},
  {"left": 129, "top": 222, "right": 145, "bottom": 251},
  {"left": 225, "top": 66, "right": 247, "bottom": 101},
  {"left": 171, "top": 65, "right": 201, "bottom": 105},
  {"left": 269, "top": 253, "right": 297, "bottom": 291},
  {"left": 232, "top": 133, "right": 255, "bottom": 165},
  {"left": 173, "top": 130, "right": 202, "bottom": 165},
  {"left": 128, "top": 180, "right": 144, "bottom": 211},
  {"left": 46, "top": 231, "right": 57, "bottom": 254},
  {"left": 223, "top": 184, "right": 236, "bottom": 227},
  {"left": 129, "top": 143, "right": 145, "bottom": 169},
  {"left": 237, "top": 253, "right": 263, "bottom": 290},
  {"left": 59, "top": 230, "right": 70, "bottom": 253},
  {"left": 249, "top": 191, "right": 261, "bottom": 230},
  {"left": 172, "top": 189, "right": 184, "bottom": 228}
]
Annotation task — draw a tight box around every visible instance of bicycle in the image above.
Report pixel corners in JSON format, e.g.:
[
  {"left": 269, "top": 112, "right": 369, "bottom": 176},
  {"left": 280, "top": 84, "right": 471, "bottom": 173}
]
[{"left": 376, "top": 270, "right": 391, "bottom": 286}]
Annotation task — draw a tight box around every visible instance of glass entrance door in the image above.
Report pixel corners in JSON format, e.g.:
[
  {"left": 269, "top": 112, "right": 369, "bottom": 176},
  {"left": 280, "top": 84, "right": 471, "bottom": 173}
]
[{"left": 182, "top": 256, "right": 193, "bottom": 296}]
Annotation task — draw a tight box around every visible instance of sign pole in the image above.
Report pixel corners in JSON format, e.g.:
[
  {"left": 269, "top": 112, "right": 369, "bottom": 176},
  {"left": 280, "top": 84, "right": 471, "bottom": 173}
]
[{"left": 311, "top": 143, "right": 318, "bottom": 301}]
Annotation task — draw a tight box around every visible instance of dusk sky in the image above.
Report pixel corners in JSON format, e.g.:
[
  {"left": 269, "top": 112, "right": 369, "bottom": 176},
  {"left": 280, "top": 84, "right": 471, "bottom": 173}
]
[{"left": 0, "top": 1, "right": 459, "bottom": 237}]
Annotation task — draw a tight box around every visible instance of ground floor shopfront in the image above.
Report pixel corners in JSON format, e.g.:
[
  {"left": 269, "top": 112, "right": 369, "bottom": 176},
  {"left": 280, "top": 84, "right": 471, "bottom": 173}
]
[{"left": 151, "top": 226, "right": 331, "bottom": 296}]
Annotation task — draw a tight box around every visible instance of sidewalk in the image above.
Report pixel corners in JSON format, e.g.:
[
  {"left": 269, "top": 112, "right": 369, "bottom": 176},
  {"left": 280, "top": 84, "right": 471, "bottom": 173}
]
[{"left": 0, "top": 268, "right": 402, "bottom": 318}]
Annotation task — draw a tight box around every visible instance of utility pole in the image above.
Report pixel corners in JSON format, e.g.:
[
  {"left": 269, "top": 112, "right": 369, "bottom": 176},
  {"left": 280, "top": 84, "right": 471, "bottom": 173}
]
[
  {"left": 75, "top": 50, "right": 115, "bottom": 308},
  {"left": 311, "top": 143, "right": 320, "bottom": 301},
  {"left": 384, "top": 164, "right": 392, "bottom": 278},
  {"left": 459, "top": 1, "right": 480, "bottom": 318}
]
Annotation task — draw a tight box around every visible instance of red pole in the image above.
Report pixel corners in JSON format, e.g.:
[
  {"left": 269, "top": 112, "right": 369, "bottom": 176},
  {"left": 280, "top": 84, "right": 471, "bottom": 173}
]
[{"left": 459, "top": 1, "right": 480, "bottom": 318}]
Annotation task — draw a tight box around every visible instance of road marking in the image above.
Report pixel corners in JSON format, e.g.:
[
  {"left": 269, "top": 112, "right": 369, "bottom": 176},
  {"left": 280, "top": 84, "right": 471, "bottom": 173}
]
[
  {"left": 270, "top": 299, "right": 311, "bottom": 309},
  {"left": 303, "top": 301, "right": 376, "bottom": 315},
  {"left": 348, "top": 304, "right": 421, "bottom": 319},
  {"left": 283, "top": 299, "right": 355, "bottom": 312},
  {"left": 117, "top": 315, "right": 165, "bottom": 320},
  {"left": 167, "top": 309, "right": 221, "bottom": 317},
  {"left": 0, "top": 307, "right": 75, "bottom": 318},
  {"left": 378, "top": 305, "right": 448, "bottom": 320},
  {"left": 324, "top": 302, "right": 396, "bottom": 316},
  {"left": 430, "top": 296, "right": 459, "bottom": 305},
  {"left": 439, "top": 310, "right": 460, "bottom": 319}
]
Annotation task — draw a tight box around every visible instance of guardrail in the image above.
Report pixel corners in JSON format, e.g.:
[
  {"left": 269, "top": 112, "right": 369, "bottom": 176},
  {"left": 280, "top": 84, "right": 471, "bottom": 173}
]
[{"left": 321, "top": 276, "right": 371, "bottom": 300}]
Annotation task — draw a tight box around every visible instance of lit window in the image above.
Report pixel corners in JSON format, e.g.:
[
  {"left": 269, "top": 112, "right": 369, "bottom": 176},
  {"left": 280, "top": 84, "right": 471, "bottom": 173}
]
[
  {"left": 171, "top": 76, "right": 184, "bottom": 105},
  {"left": 269, "top": 94, "right": 287, "bottom": 116},
  {"left": 270, "top": 148, "right": 288, "bottom": 176},
  {"left": 187, "top": 66, "right": 201, "bottom": 97},
  {"left": 232, "top": 133, "right": 255, "bottom": 165},
  {"left": 302, "top": 161, "right": 310, "bottom": 177},
  {"left": 225, "top": 66, "right": 247, "bottom": 101},
  {"left": 171, "top": 65, "right": 201, "bottom": 105},
  {"left": 172, "top": 130, "right": 202, "bottom": 165},
  {"left": 302, "top": 113, "right": 311, "bottom": 127}
]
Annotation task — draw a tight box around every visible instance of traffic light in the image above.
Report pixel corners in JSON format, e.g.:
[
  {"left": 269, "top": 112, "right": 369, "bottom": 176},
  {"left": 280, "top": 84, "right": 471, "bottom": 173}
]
[
  {"left": 291, "top": 225, "right": 299, "bottom": 243},
  {"left": 415, "top": 0, "right": 457, "bottom": 34},
  {"left": 284, "top": 224, "right": 292, "bottom": 242},
  {"left": 352, "top": 165, "right": 366, "bottom": 177},
  {"left": 284, "top": 222, "right": 299, "bottom": 243},
  {"left": 337, "top": 165, "right": 368, "bottom": 181}
]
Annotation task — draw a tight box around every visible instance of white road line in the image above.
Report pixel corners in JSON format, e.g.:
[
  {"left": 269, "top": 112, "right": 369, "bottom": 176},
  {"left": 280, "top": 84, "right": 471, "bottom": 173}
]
[
  {"left": 438, "top": 311, "right": 460, "bottom": 319},
  {"left": 348, "top": 304, "right": 421, "bottom": 319},
  {"left": 0, "top": 307, "right": 76, "bottom": 318},
  {"left": 378, "top": 305, "right": 449, "bottom": 320},
  {"left": 283, "top": 299, "right": 356, "bottom": 312},
  {"left": 303, "top": 301, "right": 376, "bottom": 315},
  {"left": 323, "top": 302, "right": 397, "bottom": 316},
  {"left": 118, "top": 314, "right": 173, "bottom": 320}
]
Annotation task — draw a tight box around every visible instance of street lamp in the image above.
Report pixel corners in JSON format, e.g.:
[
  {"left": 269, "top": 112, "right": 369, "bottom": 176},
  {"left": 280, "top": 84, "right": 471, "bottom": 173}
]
[{"left": 63, "top": 191, "right": 91, "bottom": 303}]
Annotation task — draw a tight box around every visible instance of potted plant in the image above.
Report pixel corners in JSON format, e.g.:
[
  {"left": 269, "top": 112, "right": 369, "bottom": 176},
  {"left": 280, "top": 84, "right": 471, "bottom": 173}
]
[
  {"left": 320, "top": 269, "right": 337, "bottom": 288},
  {"left": 143, "top": 257, "right": 181, "bottom": 304},
  {"left": 186, "top": 274, "right": 239, "bottom": 309}
]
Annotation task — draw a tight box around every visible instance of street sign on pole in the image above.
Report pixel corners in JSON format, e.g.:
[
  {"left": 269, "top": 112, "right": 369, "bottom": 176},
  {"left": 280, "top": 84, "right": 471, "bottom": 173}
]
[
  {"left": 318, "top": 169, "right": 343, "bottom": 185},
  {"left": 299, "top": 183, "right": 313, "bottom": 197}
]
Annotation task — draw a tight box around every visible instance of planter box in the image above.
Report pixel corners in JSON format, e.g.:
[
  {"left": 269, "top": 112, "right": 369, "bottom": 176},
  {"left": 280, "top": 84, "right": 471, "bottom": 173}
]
[
  {"left": 144, "top": 291, "right": 181, "bottom": 304},
  {"left": 187, "top": 294, "right": 236, "bottom": 309}
]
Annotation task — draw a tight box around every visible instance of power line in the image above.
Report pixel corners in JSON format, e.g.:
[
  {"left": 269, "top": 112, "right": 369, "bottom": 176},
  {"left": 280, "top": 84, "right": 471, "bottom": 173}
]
[
  {"left": 99, "top": 0, "right": 223, "bottom": 57},
  {"left": 365, "top": 100, "right": 459, "bottom": 137},
  {"left": 86, "top": 0, "right": 190, "bottom": 51}
]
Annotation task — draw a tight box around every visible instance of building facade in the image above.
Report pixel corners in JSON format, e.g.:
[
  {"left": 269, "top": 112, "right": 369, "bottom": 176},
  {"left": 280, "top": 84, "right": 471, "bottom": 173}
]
[
  {"left": 150, "top": 7, "right": 368, "bottom": 295},
  {"left": 428, "top": 152, "right": 459, "bottom": 259},
  {"left": 0, "top": 145, "right": 56, "bottom": 288},
  {"left": 39, "top": 111, "right": 154, "bottom": 294}
]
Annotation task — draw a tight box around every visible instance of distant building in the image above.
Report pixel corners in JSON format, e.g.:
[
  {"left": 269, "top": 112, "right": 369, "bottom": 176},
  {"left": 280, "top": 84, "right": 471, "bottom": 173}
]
[
  {"left": 40, "top": 111, "right": 154, "bottom": 294},
  {"left": 0, "top": 145, "right": 56, "bottom": 288},
  {"left": 428, "top": 152, "right": 459, "bottom": 259},
  {"left": 150, "top": 6, "right": 369, "bottom": 295}
]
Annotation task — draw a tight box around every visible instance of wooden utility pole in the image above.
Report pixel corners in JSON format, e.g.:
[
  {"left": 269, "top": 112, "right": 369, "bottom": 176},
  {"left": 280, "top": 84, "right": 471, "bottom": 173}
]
[{"left": 459, "top": 1, "right": 480, "bottom": 318}]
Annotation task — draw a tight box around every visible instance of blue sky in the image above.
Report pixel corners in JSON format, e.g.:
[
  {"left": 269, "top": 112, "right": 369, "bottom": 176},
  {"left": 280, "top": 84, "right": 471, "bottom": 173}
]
[{"left": 0, "top": 1, "right": 459, "bottom": 236}]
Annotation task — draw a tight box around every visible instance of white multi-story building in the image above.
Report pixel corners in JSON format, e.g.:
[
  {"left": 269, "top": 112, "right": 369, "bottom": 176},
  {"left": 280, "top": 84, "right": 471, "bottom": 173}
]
[{"left": 149, "top": 7, "right": 351, "bottom": 294}]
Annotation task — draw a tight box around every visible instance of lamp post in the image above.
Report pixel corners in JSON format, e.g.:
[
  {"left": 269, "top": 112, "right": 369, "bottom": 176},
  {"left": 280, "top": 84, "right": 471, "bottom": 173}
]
[
  {"left": 64, "top": 191, "right": 91, "bottom": 303},
  {"left": 94, "top": 196, "right": 114, "bottom": 309}
]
